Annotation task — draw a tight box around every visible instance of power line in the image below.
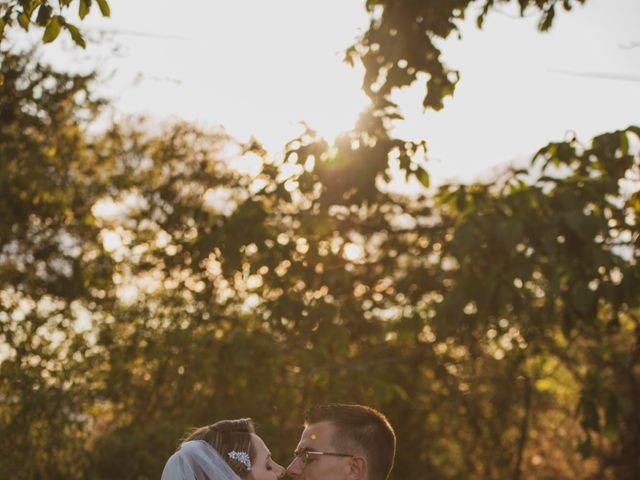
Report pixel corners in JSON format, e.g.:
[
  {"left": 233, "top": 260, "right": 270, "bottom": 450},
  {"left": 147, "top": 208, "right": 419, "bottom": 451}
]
[
  {"left": 549, "top": 68, "right": 640, "bottom": 83},
  {"left": 619, "top": 41, "right": 640, "bottom": 50},
  {"left": 86, "top": 27, "right": 199, "bottom": 41}
]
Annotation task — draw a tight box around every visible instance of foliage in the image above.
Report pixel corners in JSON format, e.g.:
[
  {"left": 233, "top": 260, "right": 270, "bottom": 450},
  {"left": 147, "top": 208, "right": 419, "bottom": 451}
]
[
  {"left": 0, "top": 0, "right": 110, "bottom": 50},
  {"left": 336, "top": 0, "right": 591, "bottom": 191},
  {"left": 0, "top": 49, "right": 110, "bottom": 478},
  {"left": 280, "top": 121, "right": 639, "bottom": 478},
  {"left": 1, "top": 47, "right": 639, "bottom": 479},
  {"left": 2, "top": 1, "right": 639, "bottom": 479},
  {"left": 349, "top": 0, "right": 588, "bottom": 110}
]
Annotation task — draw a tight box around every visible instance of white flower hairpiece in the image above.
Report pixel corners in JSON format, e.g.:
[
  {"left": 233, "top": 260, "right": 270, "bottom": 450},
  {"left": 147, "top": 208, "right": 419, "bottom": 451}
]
[{"left": 228, "top": 450, "right": 252, "bottom": 471}]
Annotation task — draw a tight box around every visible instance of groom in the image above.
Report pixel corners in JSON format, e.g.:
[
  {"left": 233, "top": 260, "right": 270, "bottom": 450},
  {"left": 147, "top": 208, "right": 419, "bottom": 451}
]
[{"left": 286, "top": 403, "right": 396, "bottom": 480}]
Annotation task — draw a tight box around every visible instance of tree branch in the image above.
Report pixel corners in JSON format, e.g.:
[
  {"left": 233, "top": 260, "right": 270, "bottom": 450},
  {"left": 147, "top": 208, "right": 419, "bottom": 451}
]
[{"left": 513, "top": 375, "right": 531, "bottom": 480}]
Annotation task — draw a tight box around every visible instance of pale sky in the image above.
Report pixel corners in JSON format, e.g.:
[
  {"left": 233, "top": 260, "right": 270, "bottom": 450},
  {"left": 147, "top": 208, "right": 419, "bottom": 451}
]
[{"left": 40, "top": 0, "right": 640, "bottom": 186}]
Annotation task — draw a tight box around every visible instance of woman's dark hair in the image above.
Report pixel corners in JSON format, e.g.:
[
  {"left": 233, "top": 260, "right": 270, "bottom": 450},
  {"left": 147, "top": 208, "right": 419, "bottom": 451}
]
[{"left": 182, "top": 418, "right": 256, "bottom": 478}]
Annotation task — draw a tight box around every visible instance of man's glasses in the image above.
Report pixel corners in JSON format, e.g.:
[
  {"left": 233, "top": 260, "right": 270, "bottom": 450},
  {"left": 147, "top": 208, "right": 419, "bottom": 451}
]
[{"left": 293, "top": 449, "right": 354, "bottom": 465}]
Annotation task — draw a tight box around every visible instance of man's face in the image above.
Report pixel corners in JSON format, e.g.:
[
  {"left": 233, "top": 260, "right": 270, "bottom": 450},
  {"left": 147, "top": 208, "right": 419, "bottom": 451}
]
[{"left": 286, "top": 421, "right": 353, "bottom": 480}]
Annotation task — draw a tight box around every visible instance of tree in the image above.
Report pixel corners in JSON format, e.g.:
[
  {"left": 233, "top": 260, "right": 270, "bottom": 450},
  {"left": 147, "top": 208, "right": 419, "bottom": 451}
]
[
  {"left": 264, "top": 123, "right": 639, "bottom": 478},
  {"left": 0, "top": 49, "right": 112, "bottom": 478},
  {"left": 2, "top": 1, "right": 639, "bottom": 479},
  {"left": 351, "top": 0, "right": 588, "bottom": 109},
  {"left": 1, "top": 49, "right": 638, "bottom": 478},
  {"left": 287, "top": 0, "right": 591, "bottom": 199}
]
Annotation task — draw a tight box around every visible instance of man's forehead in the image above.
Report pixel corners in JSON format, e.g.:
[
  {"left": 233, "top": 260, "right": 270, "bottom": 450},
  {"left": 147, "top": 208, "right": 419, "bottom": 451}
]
[{"left": 297, "top": 421, "right": 336, "bottom": 448}]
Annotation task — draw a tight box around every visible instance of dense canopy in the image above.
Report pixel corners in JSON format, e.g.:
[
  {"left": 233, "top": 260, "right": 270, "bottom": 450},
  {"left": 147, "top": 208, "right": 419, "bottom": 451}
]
[{"left": 1, "top": 1, "right": 639, "bottom": 479}]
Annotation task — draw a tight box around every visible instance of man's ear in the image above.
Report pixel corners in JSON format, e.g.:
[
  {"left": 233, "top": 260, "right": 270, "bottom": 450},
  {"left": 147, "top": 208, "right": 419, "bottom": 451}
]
[{"left": 347, "top": 455, "right": 367, "bottom": 480}]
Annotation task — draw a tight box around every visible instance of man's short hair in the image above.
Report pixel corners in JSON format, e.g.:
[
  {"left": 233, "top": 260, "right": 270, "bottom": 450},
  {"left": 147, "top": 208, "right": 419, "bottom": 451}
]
[{"left": 304, "top": 404, "right": 396, "bottom": 480}]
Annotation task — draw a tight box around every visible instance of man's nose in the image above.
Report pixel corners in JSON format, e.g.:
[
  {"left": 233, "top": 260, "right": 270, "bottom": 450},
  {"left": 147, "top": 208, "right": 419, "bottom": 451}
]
[{"left": 286, "top": 458, "right": 303, "bottom": 477}]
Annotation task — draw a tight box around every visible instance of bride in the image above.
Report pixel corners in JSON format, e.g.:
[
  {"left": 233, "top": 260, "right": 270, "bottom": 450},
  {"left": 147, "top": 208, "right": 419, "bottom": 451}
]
[{"left": 161, "top": 418, "right": 286, "bottom": 480}]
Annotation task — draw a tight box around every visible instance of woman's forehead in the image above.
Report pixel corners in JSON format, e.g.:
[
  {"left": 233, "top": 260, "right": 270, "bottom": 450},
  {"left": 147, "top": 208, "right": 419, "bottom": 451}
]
[{"left": 251, "top": 433, "right": 270, "bottom": 456}]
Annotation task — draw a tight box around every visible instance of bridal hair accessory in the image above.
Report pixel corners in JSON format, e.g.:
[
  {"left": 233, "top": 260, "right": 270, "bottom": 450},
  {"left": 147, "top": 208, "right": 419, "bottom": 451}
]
[
  {"left": 228, "top": 451, "right": 252, "bottom": 470},
  {"left": 161, "top": 441, "right": 240, "bottom": 480}
]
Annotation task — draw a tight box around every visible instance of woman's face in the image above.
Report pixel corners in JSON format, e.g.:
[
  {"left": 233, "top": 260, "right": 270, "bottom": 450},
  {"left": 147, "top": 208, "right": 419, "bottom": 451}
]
[{"left": 249, "top": 433, "right": 285, "bottom": 480}]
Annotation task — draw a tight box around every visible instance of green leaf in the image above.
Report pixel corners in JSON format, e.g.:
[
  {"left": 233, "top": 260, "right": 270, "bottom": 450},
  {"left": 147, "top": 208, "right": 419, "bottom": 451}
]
[
  {"left": 18, "top": 12, "right": 30, "bottom": 31},
  {"left": 24, "top": 2, "right": 36, "bottom": 18},
  {"left": 392, "top": 384, "right": 409, "bottom": 401},
  {"left": 96, "top": 0, "right": 110, "bottom": 17},
  {"left": 42, "top": 17, "right": 62, "bottom": 43},
  {"left": 476, "top": 0, "right": 493, "bottom": 29},
  {"left": 618, "top": 130, "right": 629, "bottom": 155},
  {"left": 0, "top": 18, "right": 6, "bottom": 38},
  {"left": 538, "top": 5, "right": 555, "bottom": 31},
  {"left": 66, "top": 23, "right": 86, "bottom": 48},
  {"left": 415, "top": 167, "right": 430, "bottom": 188},
  {"left": 79, "top": 0, "right": 91, "bottom": 20},
  {"left": 36, "top": 4, "right": 53, "bottom": 26},
  {"left": 627, "top": 125, "right": 640, "bottom": 139}
]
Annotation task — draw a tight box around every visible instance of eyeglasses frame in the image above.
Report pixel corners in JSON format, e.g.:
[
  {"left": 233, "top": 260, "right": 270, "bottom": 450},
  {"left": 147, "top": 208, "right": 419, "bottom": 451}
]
[{"left": 293, "top": 449, "right": 354, "bottom": 465}]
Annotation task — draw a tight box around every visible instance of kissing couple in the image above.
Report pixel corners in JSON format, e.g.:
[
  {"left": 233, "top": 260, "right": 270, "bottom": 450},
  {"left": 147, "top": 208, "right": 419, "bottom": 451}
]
[{"left": 161, "top": 403, "right": 396, "bottom": 480}]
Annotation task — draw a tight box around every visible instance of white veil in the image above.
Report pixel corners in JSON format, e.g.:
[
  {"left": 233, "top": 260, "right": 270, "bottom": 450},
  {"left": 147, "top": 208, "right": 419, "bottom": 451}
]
[{"left": 161, "top": 440, "right": 242, "bottom": 480}]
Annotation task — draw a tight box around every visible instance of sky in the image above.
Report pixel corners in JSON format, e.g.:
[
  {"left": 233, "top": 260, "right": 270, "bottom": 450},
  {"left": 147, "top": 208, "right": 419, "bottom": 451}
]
[{"left": 39, "top": 0, "right": 640, "bottom": 186}]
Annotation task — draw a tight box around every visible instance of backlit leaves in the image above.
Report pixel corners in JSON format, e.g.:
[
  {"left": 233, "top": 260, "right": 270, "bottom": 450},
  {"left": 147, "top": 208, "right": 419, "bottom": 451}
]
[
  {"left": 42, "top": 16, "right": 61, "bottom": 43},
  {"left": 66, "top": 22, "right": 86, "bottom": 48},
  {"left": 79, "top": 0, "right": 90, "bottom": 20},
  {"left": 344, "top": 0, "right": 591, "bottom": 178},
  {"left": 0, "top": 0, "right": 111, "bottom": 47},
  {"left": 96, "top": 0, "right": 110, "bottom": 17},
  {"left": 17, "top": 12, "right": 29, "bottom": 30}
]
